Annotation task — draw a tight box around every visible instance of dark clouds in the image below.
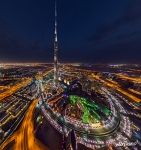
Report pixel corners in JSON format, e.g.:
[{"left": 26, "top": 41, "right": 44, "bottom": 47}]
[
  {"left": 89, "top": 0, "right": 141, "bottom": 43},
  {"left": 0, "top": 18, "right": 52, "bottom": 62},
  {"left": 85, "top": 0, "right": 141, "bottom": 63},
  {"left": 0, "top": 0, "right": 141, "bottom": 63}
]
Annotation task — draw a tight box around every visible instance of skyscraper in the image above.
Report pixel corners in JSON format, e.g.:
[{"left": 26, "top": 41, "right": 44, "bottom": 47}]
[{"left": 54, "top": 0, "right": 59, "bottom": 86}]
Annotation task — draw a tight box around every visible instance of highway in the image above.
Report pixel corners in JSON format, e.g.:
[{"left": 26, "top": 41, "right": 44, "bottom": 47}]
[
  {"left": 117, "top": 73, "right": 141, "bottom": 83},
  {"left": 91, "top": 73, "right": 141, "bottom": 103},
  {"left": 0, "top": 78, "right": 32, "bottom": 102},
  {"left": 0, "top": 69, "right": 53, "bottom": 150},
  {"left": 0, "top": 99, "right": 48, "bottom": 150}
]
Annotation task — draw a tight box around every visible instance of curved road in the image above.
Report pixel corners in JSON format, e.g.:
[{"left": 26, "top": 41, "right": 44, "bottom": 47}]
[{"left": 1, "top": 99, "right": 48, "bottom": 150}]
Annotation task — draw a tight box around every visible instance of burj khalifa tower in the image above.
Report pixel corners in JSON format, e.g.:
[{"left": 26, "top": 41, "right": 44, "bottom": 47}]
[{"left": 54, "top": 0, "right": 59, "bottom": 86}]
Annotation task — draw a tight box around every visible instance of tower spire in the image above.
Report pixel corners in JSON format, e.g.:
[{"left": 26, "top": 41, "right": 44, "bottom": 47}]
[{"left": 54, "top": 0, "right": 58, "bottom": 86}]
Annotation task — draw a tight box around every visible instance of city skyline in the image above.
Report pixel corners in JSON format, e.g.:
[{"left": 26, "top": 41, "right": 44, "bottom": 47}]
[{"left": 0, "top": 1, "right": 141, "bottom": 149}]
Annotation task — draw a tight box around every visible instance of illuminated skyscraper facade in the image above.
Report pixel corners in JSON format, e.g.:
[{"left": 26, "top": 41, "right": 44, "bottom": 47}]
[{"left": 54, "top": 0, "right": 59, "bottom": 85}]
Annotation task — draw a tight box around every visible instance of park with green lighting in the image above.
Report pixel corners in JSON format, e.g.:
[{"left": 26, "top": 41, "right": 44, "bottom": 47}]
[{"left": 69, "top": 95, "right": 111, "bottom": 124}]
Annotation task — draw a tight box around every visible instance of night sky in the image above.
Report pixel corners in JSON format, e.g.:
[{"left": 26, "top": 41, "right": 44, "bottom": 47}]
[{"left": 0, "top": 0, "right": 141, "bottom": 63}]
